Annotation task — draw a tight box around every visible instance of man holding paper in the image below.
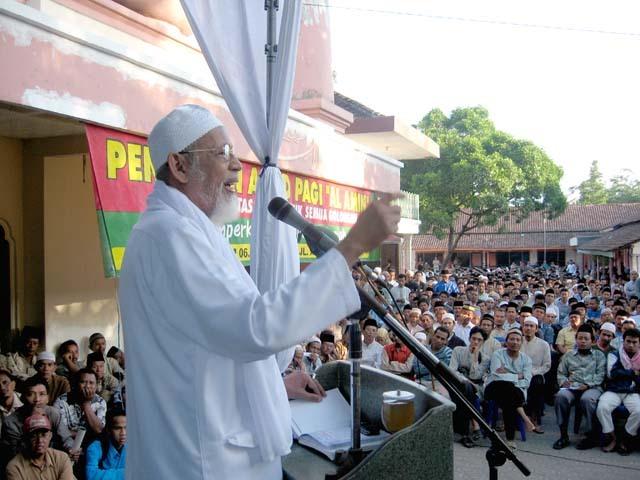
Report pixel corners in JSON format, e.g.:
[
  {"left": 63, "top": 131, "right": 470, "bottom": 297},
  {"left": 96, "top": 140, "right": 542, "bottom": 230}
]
[{"left": 119, "top": 105, "right": 401, "bottom": 480}]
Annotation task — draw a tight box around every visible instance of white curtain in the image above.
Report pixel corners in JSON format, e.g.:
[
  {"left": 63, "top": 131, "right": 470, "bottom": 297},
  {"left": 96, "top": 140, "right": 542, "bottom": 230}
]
[
  {"left": 180, "top": 0, "right": 303, "bottom": 296},
  {"left": 180, "top": 0, "right": 303, "bottom": 463}
]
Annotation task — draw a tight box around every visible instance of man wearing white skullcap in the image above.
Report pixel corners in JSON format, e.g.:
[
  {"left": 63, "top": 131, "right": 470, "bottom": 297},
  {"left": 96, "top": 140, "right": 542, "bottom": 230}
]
[
  {"left": 34, "top": 352, "right": 70, "bottom": 405},
  {"left": 119, "top": 104, "right": 401, "bottom": 479},
  {"left": 520, "top": 316, "right": 551, "bottom": 433}
]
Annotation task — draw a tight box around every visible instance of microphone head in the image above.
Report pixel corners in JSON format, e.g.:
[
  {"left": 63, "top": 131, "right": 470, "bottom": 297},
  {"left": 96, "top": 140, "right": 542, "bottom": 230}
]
[{"left": 267, "top": 196, "right": 290, "bottom": 220}]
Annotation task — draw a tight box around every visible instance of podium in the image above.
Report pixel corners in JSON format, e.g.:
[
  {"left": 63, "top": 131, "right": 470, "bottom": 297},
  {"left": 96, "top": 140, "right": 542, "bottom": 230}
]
[{"left": 283, "top": 361, "right": 456, "bottom": 480}]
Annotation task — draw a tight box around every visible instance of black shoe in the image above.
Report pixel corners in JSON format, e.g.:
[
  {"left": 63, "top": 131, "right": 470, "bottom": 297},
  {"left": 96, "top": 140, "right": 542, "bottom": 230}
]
[
  {"left": 553, "top": 437, "right": 570, "bottom": 450},
  {"left": 618, "top": 437, "right": 632, "bottom": 456},
  {"left": 460, "top": 436, "right": 475, "bottom": 448},
  {"left": 576, "top": 436, "right": 598, "bottom": 450},
  {"left": 471, "top": 429, "right": 482, "bottom": 441}
]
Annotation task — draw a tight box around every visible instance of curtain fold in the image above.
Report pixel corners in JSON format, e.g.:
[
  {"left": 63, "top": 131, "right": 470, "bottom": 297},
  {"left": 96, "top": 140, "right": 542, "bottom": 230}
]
[{"left": 180, "top": 0, "right": 304, "bottom": 463}]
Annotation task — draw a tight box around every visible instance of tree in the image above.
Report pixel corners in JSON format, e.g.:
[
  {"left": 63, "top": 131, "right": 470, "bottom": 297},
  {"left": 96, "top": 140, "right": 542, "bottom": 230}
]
[
  {"left": 403, "top": 106, "right": 567, "bottom": 267},
  {"left": 574, "top": 161, "right": 608, "bottom": 205},
  {"left": 606, "top": 171, "right": 640, "bottom": 203}
]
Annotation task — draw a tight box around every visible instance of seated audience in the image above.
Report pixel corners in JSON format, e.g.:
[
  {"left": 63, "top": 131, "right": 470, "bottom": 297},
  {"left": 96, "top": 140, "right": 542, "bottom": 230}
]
[
  {"left": 596, "top": 328, "right": 640, "bottom": 455},
  {"left": 484, "top": 329, "right": 535, "bottom": 448},
  {"left": 556, "top": 310, "right": 582, "bottom": 355},
  {"left": 0, "top": 369, "right": 22, "bottom": 432},
  {"left": 86, "top": 408, "right": 126, "bottom": 480},
  {"left": 361, "top": 319, "right": 383, "bottom": 369},
  {"left": 53, "top": 369, "right": 106, "bottom": 444},
  {"left": 521, "top": 317, "right": 551, "bottom": 433},
  {"left": 6, "top": 327, "right": 40, "bottom": 381},
  {"left": 553, "top": 323, "right": 606, "bottom": 450},
  {"left": 440, "top": 314, "right": 466, "bottom": 349},
  {"left": 88, "top": 333, "right": 124, "bottom": 381},
  {"left": 594, "top": 322, "right": 616, "bottom": 354},
  {"left": 1, "top": 376, "right": 76, "bottom": 464},
  {"left": 87, "top": 353, "right": 119, "bottom": 403},
  {"left": 6, "top": 414, "right": 74, "bottom": 480},
  {"left": 34, "top": 352, "right": 70, "bottom": 405},
  {"left": 56, "top": 340, "right": 83, "bottom": 380},
  {"left": 284, "top": 346, "right": 306, "bottom": 376},
  {"left": 450, "top": 327, "right": 489, "bottom": 447},
  {"left": 381, "top": 332, "right": 414, "bottom": 378},
  {"left": 302, "top": 337, "right": 323, "bottom": 374}
]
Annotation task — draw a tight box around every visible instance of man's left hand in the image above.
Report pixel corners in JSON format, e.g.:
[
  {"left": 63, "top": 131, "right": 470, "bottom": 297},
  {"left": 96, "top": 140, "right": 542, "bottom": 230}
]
[{"left": 284, "top": 371, "right": 326, "bottom": 402}]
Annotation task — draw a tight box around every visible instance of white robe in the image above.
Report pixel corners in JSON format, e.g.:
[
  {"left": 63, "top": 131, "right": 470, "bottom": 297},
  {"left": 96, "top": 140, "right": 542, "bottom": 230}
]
[{"left": 119, "top": 183, "right": 360, "bottom": 480}]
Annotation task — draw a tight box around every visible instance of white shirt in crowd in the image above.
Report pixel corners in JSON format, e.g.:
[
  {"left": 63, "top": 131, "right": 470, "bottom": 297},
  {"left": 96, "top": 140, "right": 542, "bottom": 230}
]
[
  {"left": 521, "top": 336, "right": 551, "bottom": 377},
  {"left": 361, "top": 340, "right": 384, "bottom": 369}
]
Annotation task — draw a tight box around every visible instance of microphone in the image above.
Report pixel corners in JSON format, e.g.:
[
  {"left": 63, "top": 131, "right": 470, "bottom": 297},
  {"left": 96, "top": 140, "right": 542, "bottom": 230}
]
[{"left": 268, "top": 197, "right": 338, "bottom": 255}]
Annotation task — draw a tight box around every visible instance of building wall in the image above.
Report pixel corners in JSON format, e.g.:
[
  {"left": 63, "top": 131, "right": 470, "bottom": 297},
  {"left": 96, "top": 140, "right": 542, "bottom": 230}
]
[
  {"left": 0, "top": 136, "right": 24, "bottom": 343},
  {"left": 44, "top": 153, "right": 120, "bottom": 358},
  {"left": 632, "top": 242, "right": 640, "bottom": 272}
]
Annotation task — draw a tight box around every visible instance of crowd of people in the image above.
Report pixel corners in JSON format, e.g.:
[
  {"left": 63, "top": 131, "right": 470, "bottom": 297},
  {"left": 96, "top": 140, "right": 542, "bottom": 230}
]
[
  {"left": 1, "top": 263, "right": 639, "bottom": 478},
  {"left": 284, "top": 263, "right": 640, "bottom": 453},
  {"left": 0, "top": 332, "right": 126, "bottom": 479}
]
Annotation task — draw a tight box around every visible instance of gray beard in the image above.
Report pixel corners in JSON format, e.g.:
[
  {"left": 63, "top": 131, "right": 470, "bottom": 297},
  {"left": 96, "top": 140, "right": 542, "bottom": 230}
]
[{"left": 208, "top": 184, "right": 240, "bottom": 226}]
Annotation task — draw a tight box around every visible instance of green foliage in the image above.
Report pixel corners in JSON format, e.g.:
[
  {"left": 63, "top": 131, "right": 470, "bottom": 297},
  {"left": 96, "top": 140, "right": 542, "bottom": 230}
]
[
  {"left": 573, "top": 163, "right": 640, "bottom": 204},
  {"left": 403, "top": 106, "right": 567, "bottom": 263},
  {"left": 607, "top": 172, "right": 640, "bottom": 203},
  {"left": 575, "top": 161, "right": 608, "bottom": 205}
]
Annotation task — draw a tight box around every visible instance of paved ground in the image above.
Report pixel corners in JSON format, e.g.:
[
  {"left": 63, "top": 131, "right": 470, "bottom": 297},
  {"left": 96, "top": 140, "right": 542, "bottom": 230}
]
[{"left": 453, "top": 408, "right": 640, "bottom": 480}]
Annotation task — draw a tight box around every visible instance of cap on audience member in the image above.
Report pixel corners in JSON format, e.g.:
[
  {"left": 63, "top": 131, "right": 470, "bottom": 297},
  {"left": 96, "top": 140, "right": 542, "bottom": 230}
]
[
  {"left": 433, "top": 301, "right": 445, "bottom": 309},
  {"left": 520, "top": 305, "right": 533, "bottom": 314},
  {"left": 363, "top": 319, "right": 378, "bottom": 329},
  {"left": 443, "top": 313, "right": 455, "bottom": 321},
  {"left": 506, "top": 328, "right": 523, "bottom": 339},
  {"left": 307, "top": 336, "right": 321, "bottom": 346},
  {"left": 107, "top": 346, "right": 121, "bottom": 358},
  {"left": 523, "top": 317, "right": 538, "bottom": 327},
  {"left": 86, "top": 352, "right": 105, "bottom": 367},
  {"left": 319, "top": 331, "right": 335, "bottom": 344},
  {"left": 569, "top": 309, "right": 581, "bottom": 317},
  {"left": 623, "top": 318, "right": 637, "bottom": 326},
  {"left": 462, "top": 305, "right": 475, "bottom": 313},
  {"left": 89, "top": 332, "right": 105, "bottom": 348},
  {"left": 23, "top": 414, "right": 51, "bottom": 434},
  {"left": 414, "top": 332, "right": 428, "bottom": 344},
  {"left": 373, "top": 267, "right": 382, "bottom": 275},
  {"left": 498, "top": 301, "right": 509, "bottom": 308},
  {"left": 453, "top": 300, "right": 464, "bottom": 307},
  {"left": 410, "top": 308, "right": 421, "bottom": 316},
  {"left": 36, "top": 352, "right": 56, "bottom": 364},
  {"left": 600, "top": 323, "right": 616, "bottom": 334}
]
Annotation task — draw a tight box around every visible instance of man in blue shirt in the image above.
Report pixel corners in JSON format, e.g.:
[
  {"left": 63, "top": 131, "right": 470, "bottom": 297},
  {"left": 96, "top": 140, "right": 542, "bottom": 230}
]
[
  {"left": 434, "top": 269, "right": 459, "bottom": 295},
  {"left": 86, "top": 408, "right": 126, "bottom": 480}
]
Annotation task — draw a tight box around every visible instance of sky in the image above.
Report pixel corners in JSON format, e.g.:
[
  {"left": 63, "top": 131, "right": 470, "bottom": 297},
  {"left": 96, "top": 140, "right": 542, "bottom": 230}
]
[{"left": 325, "top": 0, "right": 640, "bottom": 197}]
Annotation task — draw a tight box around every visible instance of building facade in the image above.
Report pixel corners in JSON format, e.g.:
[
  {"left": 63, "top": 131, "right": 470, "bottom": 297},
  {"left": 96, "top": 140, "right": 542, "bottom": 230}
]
[
  {"left": 0, "top": 1, "right": 437, "bottom": 353},
  {"left": 412, "top": 203, "right": 640, "bottom": 275}
]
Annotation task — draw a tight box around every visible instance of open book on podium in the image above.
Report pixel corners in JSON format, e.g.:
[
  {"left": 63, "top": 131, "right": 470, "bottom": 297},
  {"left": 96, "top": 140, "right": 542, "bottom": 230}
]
[{"left": 289, "top": 389, "right": 390, "bottom": 460}]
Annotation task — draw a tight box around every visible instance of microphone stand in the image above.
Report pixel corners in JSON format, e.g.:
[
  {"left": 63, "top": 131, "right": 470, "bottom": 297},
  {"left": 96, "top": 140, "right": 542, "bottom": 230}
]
[{"left": 353, "top": 270, "right": 531, "bottom": 480}]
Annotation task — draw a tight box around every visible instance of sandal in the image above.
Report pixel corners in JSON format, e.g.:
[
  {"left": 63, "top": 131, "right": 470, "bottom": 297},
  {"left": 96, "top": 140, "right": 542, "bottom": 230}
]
[
  {"left": 471, "top": 429, "right": 482, "bottom": 441},
  {"left": 532, "top": 426, "right": 545, "bottom": 434}
]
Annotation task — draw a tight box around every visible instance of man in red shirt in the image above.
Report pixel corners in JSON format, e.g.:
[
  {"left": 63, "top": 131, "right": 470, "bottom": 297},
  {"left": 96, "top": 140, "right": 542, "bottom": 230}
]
[{"left": 381, "top": 332, "right": 414, "bottom": 378}]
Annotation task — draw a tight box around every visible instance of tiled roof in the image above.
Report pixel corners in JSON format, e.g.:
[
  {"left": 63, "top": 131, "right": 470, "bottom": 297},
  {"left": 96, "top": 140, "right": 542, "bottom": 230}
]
[
  {"left": 413, "top": 232, "right": 583, "bottom": 251},
  {"left": 413, "top": 203, "right": 640, "bottom": 252},
  {"left": 448, "top": 203, "right": 640, "bottom": 234},
  {"left": 334, "top": 92, "right": 382, "bottom": 118},
  {"left": 579, "top": 221, "right": 640, "bottom": 252}
]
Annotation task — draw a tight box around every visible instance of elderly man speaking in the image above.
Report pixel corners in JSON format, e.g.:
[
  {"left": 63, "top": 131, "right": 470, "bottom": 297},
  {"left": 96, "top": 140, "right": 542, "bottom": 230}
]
[{"left": 119, "top": 105, "right": 401, "bottom": 479}]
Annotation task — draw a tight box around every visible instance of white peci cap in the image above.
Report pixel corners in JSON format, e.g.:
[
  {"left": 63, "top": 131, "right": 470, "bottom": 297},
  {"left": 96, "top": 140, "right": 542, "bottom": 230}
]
[{"left": 148, "top": 104, "right": 223, "bottom": 171}]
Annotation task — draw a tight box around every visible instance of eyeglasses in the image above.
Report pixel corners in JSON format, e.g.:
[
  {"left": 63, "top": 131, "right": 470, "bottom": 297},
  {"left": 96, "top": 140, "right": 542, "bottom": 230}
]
[{"left": 180, "top": 144, "right": 236, "bottom": 162}]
